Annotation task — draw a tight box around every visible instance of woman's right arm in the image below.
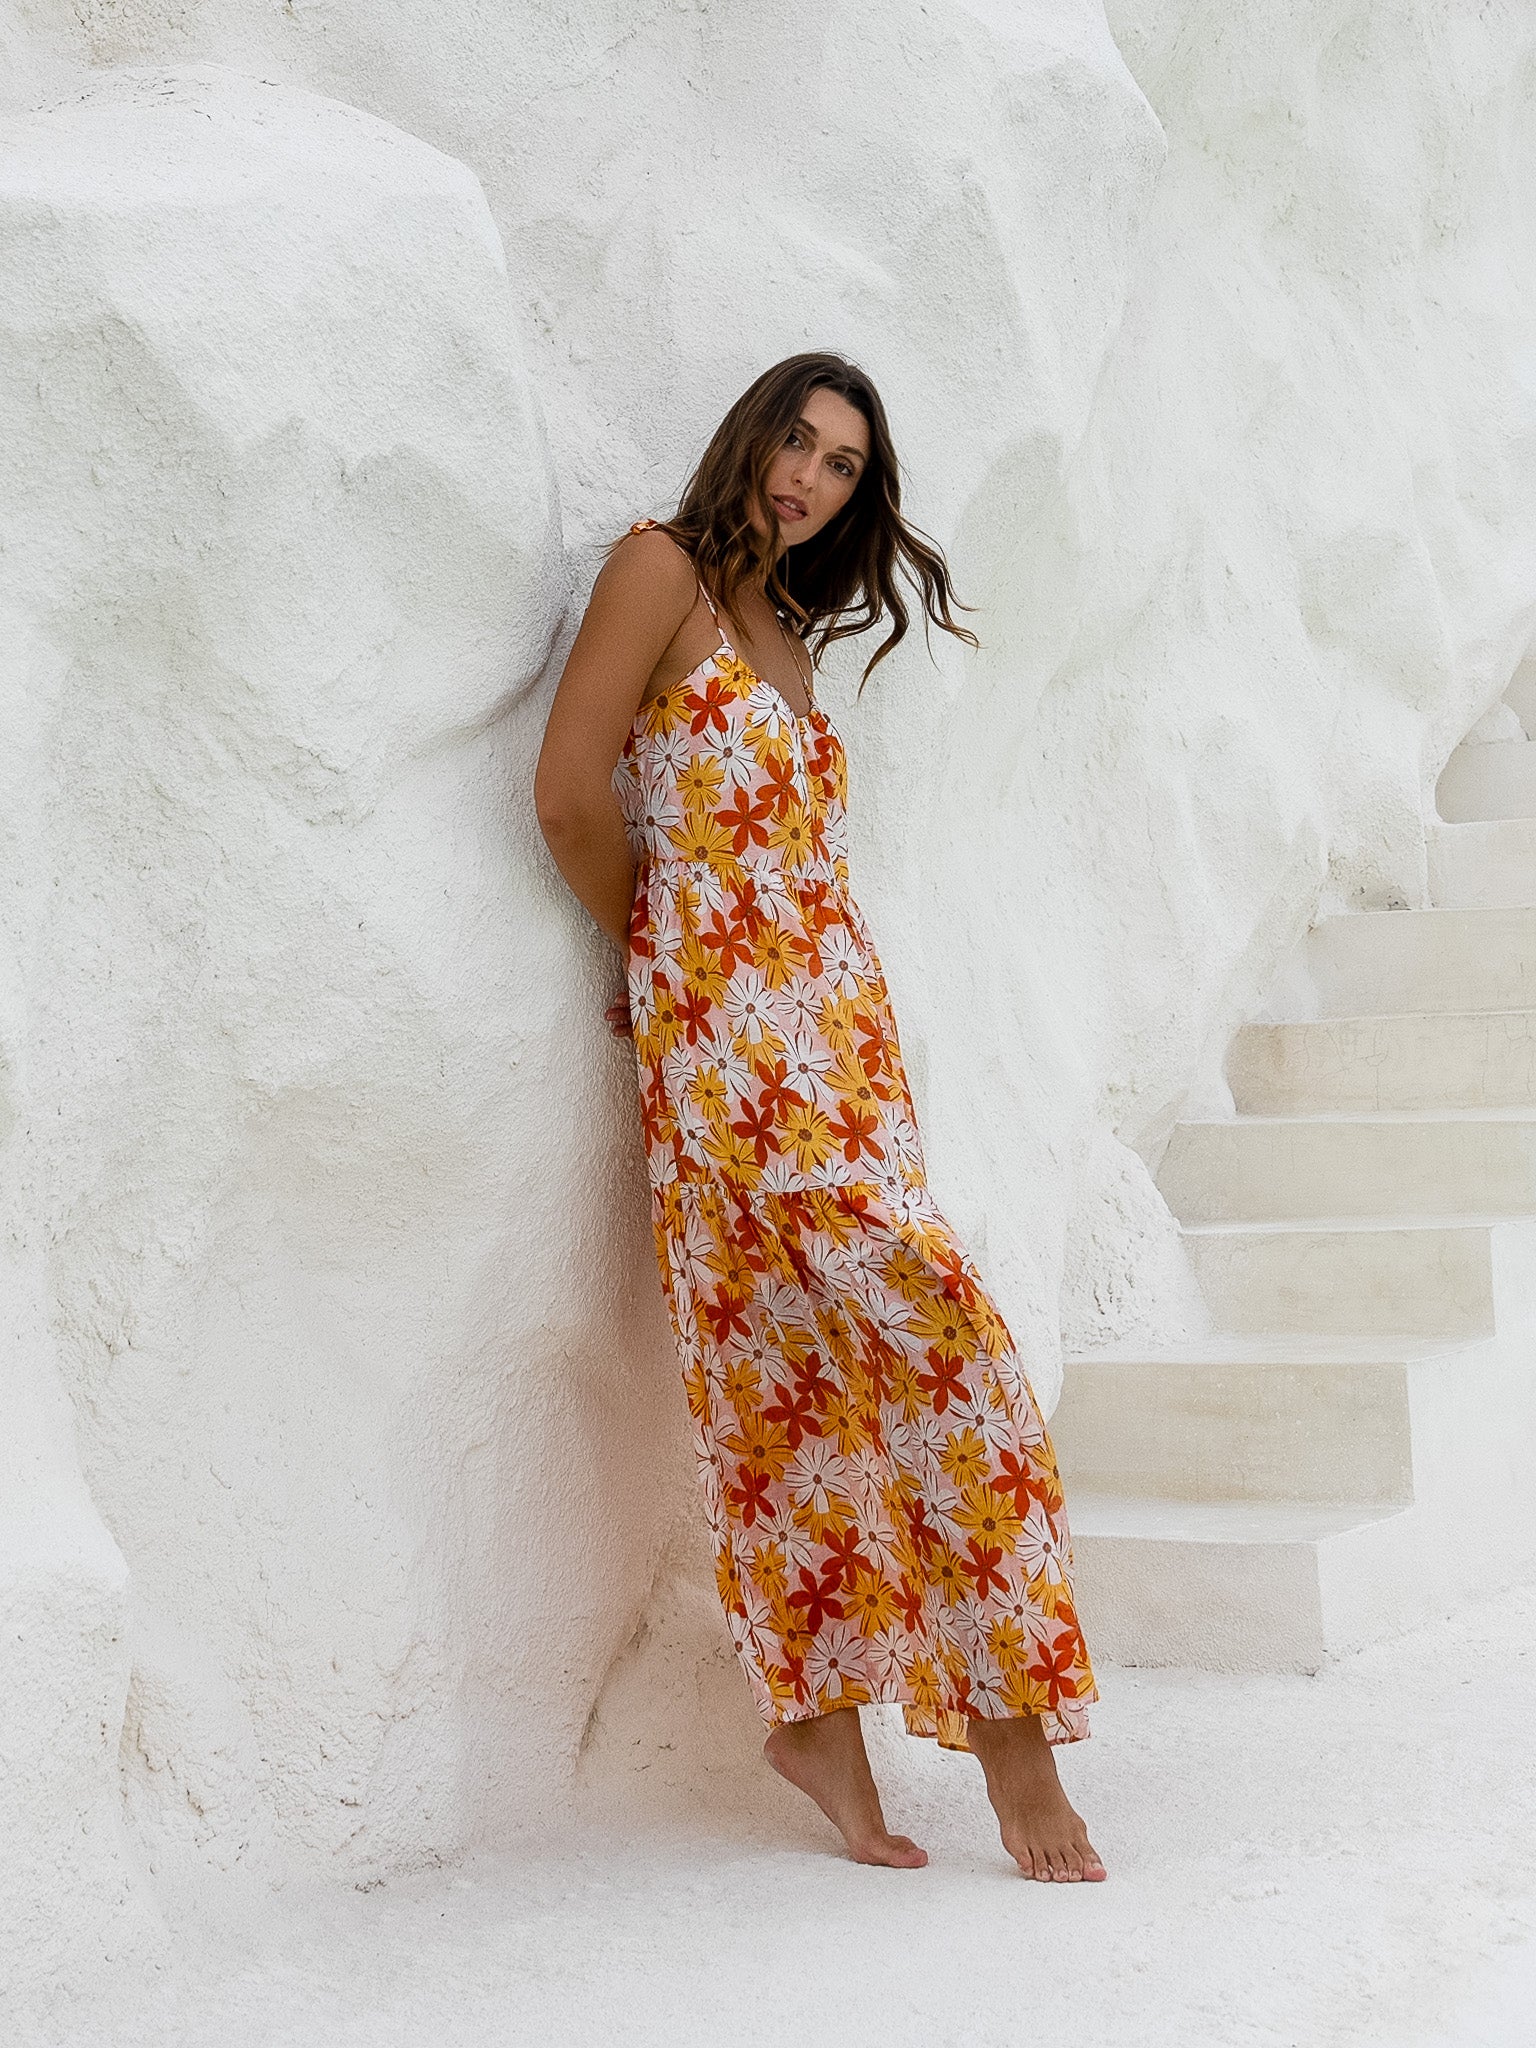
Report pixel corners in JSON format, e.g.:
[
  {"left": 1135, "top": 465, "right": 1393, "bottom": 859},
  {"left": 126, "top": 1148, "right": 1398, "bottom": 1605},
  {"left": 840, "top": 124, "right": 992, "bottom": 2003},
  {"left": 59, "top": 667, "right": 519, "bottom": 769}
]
[{"left": 533, "top": 529, "right": 696, "bottom": 952}]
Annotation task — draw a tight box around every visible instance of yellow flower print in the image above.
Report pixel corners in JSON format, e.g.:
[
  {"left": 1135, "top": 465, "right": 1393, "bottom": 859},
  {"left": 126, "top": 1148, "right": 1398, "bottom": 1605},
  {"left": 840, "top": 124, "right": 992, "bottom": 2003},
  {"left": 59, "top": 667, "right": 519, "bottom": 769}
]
[
  {"left": 1028, "top": 1576, "right": 1072, "bottom": 1621},
  {"left": 749, "top": 921, "right": 801, "bottom": 991},
  {"left": 881, "top": 1242, "right": 932, "bottom": 1303},
  {"left": 681, "top": 1354, "right": 711, "bottom": 1427},
  {"left": 666, "top": 808, "right": 740, "bottom": 871},
  {"left": 643, "top": 983, "right": 685, "bottom": 1060},
  {"left": 886, "top": 1354, "right": 926, "bottom": 1426},
  {"left": 829, "top": 1046, "right": 883, "bottom": 1122},
  {"left": 949, "top": 1480, "right": 1025, "bottom": 1551},
  {"left": 774, "top": 1607, "right": 821, "bottom": 1665},
  {"left": 781, "top": 1099, "right": 837, "bottom": 1175},
  {"left": 986, "top": 1614, "right": 1033, "bottom": 1671},
  {"left": 721, "top": 1354, "right": 763, "bottom": 1413},
  {"left": 750, "top": 1537, "right": 789, "bottom": 1605},
  {"left": 715, "top": 1544, "right": 744, "bottom": 1615},
  {"left": 816, "top": 992, "right": 859, "bottom": 1055},
  {"left": 998, "top": 1661, "right": 1051, "bottom": 1716},
  {"left": 701, "top": 1121, "right": 763, "bottom": 1181},
  {"left": 679, "top": 930, "right": 731, "bottom": 1006},
  {"left": 818, "top": 1311, "right": 859, "bottom": 1383},
  {"left": 769, "top": 1319, "right": 823, "bottom": 1377},
  {"left": 839, "top": 1357, "right": 885, "bottom": 1424},
  {"left": 687, "top": 1064, "right": 731, "bottom": 1125},
  {"left": 721, "top": 1413, "right": 793, "bottom": 1482},
  {"left": 676, "top": 754, "right": 726, "bottom": 810},
  {"left": 939, "top": 1426, "right": 991, "bottom": 1488},
  {"left": 926, "top": 1541, "right": 969, "bottom": 1606},
  {"left": 711, "top": 652, "right": 761, "bottom": 702},
  {"left": 704, "top": 1232, "right": 757, "bottom": 1296},
  {"left": 768, "top": 807, "right": 816, "bottom": 868},
  {"left": 844, "top": 1565, "right": 900, "bottom": 1638},
  {"left": 905, "top": 1652, "right": 943, "bottom": 1716},
  {"left": 804, "top": 1187, "right": 863, "bottom": 1248},
  {"left": 971, "top": 1296, "right": 1014, "bottom": 1359},
  {"left": 820, "top": 1384, "right": 872, "bottom": 1458},
  {"left": 905, "top": 1291, "right": 976, "bottom": 1365}
]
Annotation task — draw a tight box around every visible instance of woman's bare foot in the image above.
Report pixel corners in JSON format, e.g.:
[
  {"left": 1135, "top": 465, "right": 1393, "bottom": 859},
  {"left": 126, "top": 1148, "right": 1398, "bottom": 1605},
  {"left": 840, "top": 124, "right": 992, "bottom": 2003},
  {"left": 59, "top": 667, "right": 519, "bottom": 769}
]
[
  {"left": 763, "top": 1707, "right": 929, "bottom": 1868},
  {"left": 966, "top": 1713, "right": 1106, "bottom": 1881}
]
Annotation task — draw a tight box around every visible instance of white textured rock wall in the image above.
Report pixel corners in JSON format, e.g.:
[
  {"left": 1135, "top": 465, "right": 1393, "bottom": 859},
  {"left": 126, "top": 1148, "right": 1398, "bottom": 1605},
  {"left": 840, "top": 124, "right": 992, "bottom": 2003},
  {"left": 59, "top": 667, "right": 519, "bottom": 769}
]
[
  {"left": 0, "top": 65, "right": 635, "bottom": 2008},
  {"left": 3, "top": 0, "right": 1536, "bottom": 2017}
]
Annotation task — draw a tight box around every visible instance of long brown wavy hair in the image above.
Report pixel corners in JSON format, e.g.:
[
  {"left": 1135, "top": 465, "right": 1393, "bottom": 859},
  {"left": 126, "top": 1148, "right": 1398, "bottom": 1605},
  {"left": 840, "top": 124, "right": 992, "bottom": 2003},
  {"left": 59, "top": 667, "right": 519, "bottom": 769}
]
[{"left": 646, "top": 352, "right": 977, "bottom": 690}]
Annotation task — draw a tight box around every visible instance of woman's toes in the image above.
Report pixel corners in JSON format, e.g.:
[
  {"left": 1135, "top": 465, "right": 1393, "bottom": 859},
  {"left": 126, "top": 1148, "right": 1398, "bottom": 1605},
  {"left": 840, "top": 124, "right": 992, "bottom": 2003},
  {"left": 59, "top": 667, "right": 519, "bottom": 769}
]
[
  {"left": 855, "top": 1831, "right": 928, "bottom": 1869},
  {"left": 1002, "top": 1822, "right": 1107, "bottom": 1883}
]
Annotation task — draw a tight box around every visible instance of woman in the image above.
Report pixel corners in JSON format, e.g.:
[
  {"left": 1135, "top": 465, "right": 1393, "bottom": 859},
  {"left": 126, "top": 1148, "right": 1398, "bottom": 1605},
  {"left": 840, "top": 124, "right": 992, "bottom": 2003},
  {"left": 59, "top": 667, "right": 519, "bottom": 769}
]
[{"left": 535, "top": 353, "right": 1104, "bottom": 1883}]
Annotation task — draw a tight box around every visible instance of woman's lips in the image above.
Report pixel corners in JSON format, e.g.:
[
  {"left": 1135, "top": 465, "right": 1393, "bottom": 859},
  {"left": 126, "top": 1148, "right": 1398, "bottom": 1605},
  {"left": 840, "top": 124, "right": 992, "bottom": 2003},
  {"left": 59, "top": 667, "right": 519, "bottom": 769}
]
[{"left": 772, "top": 494, "right": 808, "bottom": 521}]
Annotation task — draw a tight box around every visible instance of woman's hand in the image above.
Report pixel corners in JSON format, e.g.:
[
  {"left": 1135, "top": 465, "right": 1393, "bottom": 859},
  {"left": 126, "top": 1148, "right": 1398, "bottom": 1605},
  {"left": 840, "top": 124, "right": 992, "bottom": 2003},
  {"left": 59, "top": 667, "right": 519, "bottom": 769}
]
[{"left": 604, "top": 992, "right": 633, "bottom": 1039}]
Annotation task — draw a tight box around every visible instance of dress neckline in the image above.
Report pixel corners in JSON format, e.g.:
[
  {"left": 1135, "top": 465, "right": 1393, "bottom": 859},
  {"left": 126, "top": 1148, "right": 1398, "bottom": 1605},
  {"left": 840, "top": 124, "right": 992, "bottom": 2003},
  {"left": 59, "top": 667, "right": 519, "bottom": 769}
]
[
  {"left": 717, "top": 639, "right": 820, "bottom": 726},
  {"left": 634, "top": 645, "right": 824, "bottom": 734},
  {"left": 625, "top": 516, "right": 818, "bottom": 724}
]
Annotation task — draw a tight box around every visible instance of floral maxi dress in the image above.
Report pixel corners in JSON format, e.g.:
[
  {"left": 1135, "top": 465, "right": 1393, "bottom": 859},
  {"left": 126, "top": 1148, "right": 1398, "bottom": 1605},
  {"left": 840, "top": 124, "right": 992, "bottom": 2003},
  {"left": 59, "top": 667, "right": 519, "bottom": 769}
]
[{"left": 612, "top": 522, "right": 1098, "bottom": 1751}]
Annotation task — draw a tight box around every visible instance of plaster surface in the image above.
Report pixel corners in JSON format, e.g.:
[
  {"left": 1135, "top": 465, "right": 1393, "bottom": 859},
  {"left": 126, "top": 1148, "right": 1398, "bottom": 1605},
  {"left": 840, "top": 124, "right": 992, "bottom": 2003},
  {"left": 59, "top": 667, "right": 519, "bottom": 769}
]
[{"left": 3, "top": 0, "right": 1536, "bottom": 2027}]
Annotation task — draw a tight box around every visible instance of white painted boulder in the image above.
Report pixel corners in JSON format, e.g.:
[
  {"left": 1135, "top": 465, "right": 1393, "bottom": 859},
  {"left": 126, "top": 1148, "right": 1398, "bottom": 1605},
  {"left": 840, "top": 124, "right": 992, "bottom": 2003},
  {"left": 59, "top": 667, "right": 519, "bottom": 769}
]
[{"left": 0, "top": 66, "right": 620, "bottom": 2003}]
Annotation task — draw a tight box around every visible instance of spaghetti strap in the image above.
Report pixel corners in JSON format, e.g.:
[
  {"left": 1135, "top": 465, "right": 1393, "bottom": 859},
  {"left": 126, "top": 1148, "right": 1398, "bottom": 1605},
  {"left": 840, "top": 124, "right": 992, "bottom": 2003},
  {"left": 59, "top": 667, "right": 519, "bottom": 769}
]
[{"left": 629, "top": 517, "right": 729, "bottom": 651}]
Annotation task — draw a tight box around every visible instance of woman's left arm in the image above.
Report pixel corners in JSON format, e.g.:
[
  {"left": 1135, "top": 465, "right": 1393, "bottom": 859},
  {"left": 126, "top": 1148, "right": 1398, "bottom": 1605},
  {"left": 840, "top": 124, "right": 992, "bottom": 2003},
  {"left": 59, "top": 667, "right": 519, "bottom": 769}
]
[{"left": 533, "top": 535, "right": 693, "bottom": 951}]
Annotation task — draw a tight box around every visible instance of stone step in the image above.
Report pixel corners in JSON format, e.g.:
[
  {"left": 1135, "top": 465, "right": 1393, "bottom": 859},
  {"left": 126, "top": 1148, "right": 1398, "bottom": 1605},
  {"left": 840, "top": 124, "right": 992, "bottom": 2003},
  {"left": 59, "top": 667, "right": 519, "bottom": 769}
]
[
  {"left": 1436, "top": 737, "right": 1536, "bottom": 822},
  {"left": 1268, "top": 908, "right": 1536, "bottom": 1020},
  {"left": 1428, "top": 819, "right": 1536, "bottom": 910},
  {"left": 1180, "top": 1215, "right": 1536, "bottom": 1336},
  {"left": 1228, "top": 1010, "right": 1536, "bottom": 1114},
  {"left": 1104, "top": 765, "right": 1536, "bottom": 1676},
  {"left": 1065, "top": 1319, "right": 1536, "bottom": 1674},
  {"left": 1065, "top": 1492, "right": 1407, "bottom": 1673},
  {"left": 1156, "top": 1111, "right": 1536, "bottom": 1222},
  {"left": 1054, "top": 1332, "right": 1480, "bottom": 1506}
]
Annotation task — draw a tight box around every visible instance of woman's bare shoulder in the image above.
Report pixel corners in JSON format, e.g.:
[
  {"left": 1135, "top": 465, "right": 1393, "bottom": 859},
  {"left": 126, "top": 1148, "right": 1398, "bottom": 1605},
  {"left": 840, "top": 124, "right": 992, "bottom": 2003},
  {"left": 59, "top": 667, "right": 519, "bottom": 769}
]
[
  {"left": 574, "top": 526, "right": 699, "bottom": 662},
  {"left": 599, "top": 522, "right": 697, "bottom": 597}
]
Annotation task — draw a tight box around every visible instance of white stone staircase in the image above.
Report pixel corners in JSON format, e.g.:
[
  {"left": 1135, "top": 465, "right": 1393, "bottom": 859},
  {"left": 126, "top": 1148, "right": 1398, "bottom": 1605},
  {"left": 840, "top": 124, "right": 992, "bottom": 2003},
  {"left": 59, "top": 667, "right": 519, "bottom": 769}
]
[{"left": 1054, "top": 676, "right": 1536, "bottom": 1672}]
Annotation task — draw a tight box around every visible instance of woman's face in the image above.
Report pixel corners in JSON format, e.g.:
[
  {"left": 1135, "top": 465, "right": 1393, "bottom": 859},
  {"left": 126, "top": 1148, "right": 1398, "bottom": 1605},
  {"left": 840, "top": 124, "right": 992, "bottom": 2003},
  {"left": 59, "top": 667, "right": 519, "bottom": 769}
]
[{"left": 753, "top": 386, "right": 871, "bottom": 549}]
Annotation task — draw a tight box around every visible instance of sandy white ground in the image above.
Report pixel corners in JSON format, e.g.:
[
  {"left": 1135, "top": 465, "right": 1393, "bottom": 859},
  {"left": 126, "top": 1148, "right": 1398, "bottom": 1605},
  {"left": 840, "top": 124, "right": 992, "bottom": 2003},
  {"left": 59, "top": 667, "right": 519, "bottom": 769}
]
[{"left": 40, "top": 1563, "right": 1536, "bottom": 2048}]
